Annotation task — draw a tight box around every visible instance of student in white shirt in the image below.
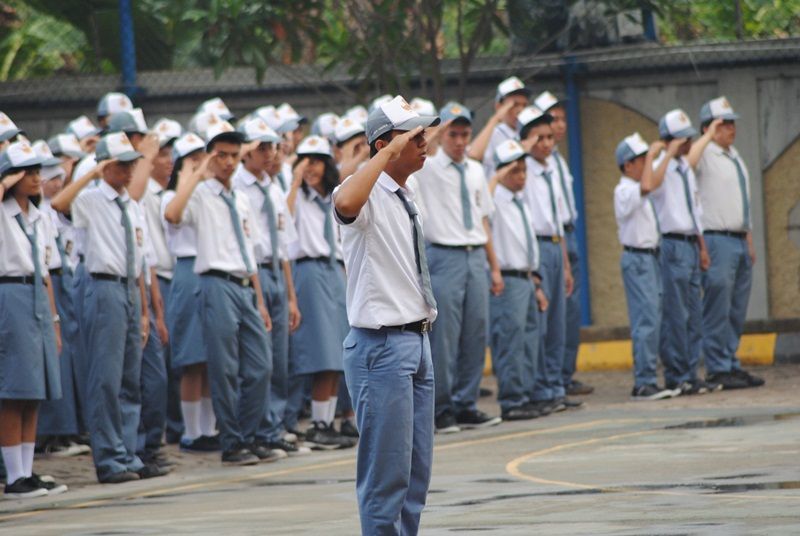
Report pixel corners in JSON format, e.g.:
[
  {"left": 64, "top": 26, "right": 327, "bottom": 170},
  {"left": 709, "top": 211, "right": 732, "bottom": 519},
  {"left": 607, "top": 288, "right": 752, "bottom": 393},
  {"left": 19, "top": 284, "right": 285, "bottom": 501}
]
[
  {"left": 488, "top": 140, "right": 549, "bottom": 421},
  {"left": 285, "top": 135, "right": 355, "bottom": 451},
  {"left": 52, "top": 132, "right": 168, "bottom": 484},
  {"left": 614, "top": 133, "right": 679, "bottom": 401},
  {"left": 650, "top": 109, "right": 717, "bottom": 396},
  {"left": 688, "top": 97, "right": 764, "bottom": 390},
  {"left": 161, "top": 133, "right": 220, "bottom": 452},
  {"left": 233, "top": 118, "right": 308, "bottom": 457},
  {"left": 414, "top": 102, "right": 502, "bottom": 433},
  {"left": 534, "top": 90, "right": 593, "bottom": 397},
  {"left": 164, "top": 122, "right": 276, "bottom": 467},
  {"left": 333, "top": 94, "right": 439, "bottom": 536},
  {"left": 0, "top": 142, "right": 67, "bottom": 499}
]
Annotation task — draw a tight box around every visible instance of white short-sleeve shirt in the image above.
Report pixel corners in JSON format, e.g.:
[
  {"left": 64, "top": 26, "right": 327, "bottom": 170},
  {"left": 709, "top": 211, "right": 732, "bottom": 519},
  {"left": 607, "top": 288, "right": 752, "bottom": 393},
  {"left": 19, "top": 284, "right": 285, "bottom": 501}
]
[
  {"left": 696, "top": 141, "right": 750, "bottom": 232},
  {"left": 142, "top": 179, "right": 174, "bottom": 278},
  {"left": 71, "top": 180, "right": 147, "bottom": 278},
  {"left": 288, "top": 187, "right": 342, "bottom": 261},
  {"left": 233, "top": 165, "right": 298, "bottom": 263},
  {"left": 333, "top": 172, "right": 436, "bottom": 329},
  {"left": 180, "top": 178, "right": 259, "bottom": 278},
  {"left": 0, "top": 198, "right": 50, "bottom": 276},
  {"left": 492, "top": 184, "right": 540, "bottom": 271},
  {"left": 160, "top": 190, "right": 198, "bottom": 258},
  {"left": 40, "top": 200, "right": 76, "bottom": 272},
  {"left": 524, "top": 156, "right": 566, "bottom": 237},
  {"left": 550, "top": 149, "right": 579, "bottom": 224},
  {"left": 614, "top": 176, "right": 660, "bottom": 249},
  {"left": 650, "top": 153, "right": 704, "bottom": 235},
  {"left": 414, "top": 149, "right": 493, "bottom": 246}
]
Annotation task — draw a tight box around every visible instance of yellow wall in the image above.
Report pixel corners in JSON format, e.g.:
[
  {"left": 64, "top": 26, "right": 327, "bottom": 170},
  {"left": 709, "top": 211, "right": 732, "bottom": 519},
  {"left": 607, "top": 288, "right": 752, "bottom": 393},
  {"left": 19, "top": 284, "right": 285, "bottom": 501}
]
[{"left": 763, "top": 136, "right": 800, "bottom": 318}]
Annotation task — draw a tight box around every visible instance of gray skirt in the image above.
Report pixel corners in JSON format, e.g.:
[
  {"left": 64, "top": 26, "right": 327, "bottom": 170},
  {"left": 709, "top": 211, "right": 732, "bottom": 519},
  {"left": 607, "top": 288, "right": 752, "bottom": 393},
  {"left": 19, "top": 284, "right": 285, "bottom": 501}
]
[
  {"left": 0, "top": 282, "right": 61, "bottom": 400},
  {"left": 167, "top": 257, "right": 207, "bottom": 369}
]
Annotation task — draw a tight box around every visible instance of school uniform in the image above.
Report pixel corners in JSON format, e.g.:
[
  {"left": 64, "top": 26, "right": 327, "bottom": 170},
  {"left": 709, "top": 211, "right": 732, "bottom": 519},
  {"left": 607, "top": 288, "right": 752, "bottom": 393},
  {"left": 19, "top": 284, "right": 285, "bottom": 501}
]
[
  {"left": 489, "top": 184, "right": 541, "bottom": 413},
  {"left": 414, "top": 149, "right": 493, "bottom": 421},
  {"left": 179, "top": 178, "right": 271, "bottom": 453},
  {"left": 36, "top": 200, "right": 82, "bottom": 436},
  {"left": 696, "top": 141, "right": 751, "bottom": 376},
  {"left": 524, "top": 156, "right": 567, "bottom": 403},
  {"left": 614, "top": 176, "right": 663, "bottom": 389},
  {"left": 549, "top": 149, "right": 581, "bottom": 388},
  {"left": 233, "top": 165, "right": 298, "bottom": 443},
  {"left": 650, "top": 153, "right": 704, "bottom": 388},
  {"left": 72, "top": 180, "right": 147, "bottom": 480},
  {"left": 481, "top": 123, "right": 518, "bottom": 179},
  {"left": 334, "top": 171, "right": 436, "bottom": 535},
  {"left": 0, "top": 197, "right": 61, "bottom": 401}
]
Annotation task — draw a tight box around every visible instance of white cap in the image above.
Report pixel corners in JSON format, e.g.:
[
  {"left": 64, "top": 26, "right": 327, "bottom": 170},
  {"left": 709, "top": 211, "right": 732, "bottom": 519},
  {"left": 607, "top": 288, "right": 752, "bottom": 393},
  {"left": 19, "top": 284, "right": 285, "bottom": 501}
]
[
  {"left": 311, "top": 113, "right": 339, "bottom": 139},
  {"left": 699, "top": 96, "right": 740, "bottom": 122},
  {"left": 0, "top": 112, "right": 21, "bottom": 142},
  {"left": 47, "top": 133, "right": 85, "bottom": 159},
  {"left": 67, "top": 115, "right": 101, "bottom": 140},
  {"left": 172, "top": 132, "right": 206, "bottom": 161},
  {"left": 496, "top": 76, "right": 531, "bottom": 102},
  {"left": 203, "top": 117, "right": 242, "bottom": 145},
  {"left": 344, "top": 105, "right": 368, "bottom": 124},
  {"left": 615, "top": 132, "right": 649, "bottom": 167},
  {"left": 658, "top": 109, "right": 697, "bottom": 139},
  {"left": 107, "top": 107, "right": 148, "bottom": 135},
  {"left": 191, "top": 112, "right": 224, "bottom": 140},
  {"left": 151, "top": 118, "right": 183, "bottom": 147},
  {"left": 237, "top": 117, "right": 281, "bottom": 144},
  {"left": 0, "top": 140, "right": 43, "bottom": 174},
  {"left": 410, "top": 98, "right": 436, "bottom": 117},
  {"left": 254, "top": 105, "right": 283, "bottom": 131},
  {"left": 94, "top": 132, "right": 142, "bottom": 162},
  {"left": 368, "top": 94, "right": 393, "bottom": 113},
  {"left": 32, "top": 140, "right": 61, "bottom": 167},
  {"left": 41, "top": 164, "right": 66, "bottom": 182},
  {"left": 517, "top": 105, "right": 550, "bottom": 131},
  {"left": 494, "top": 139, "right": 527, "bottom": 168},
  {"left": 296, "top": 135, "right": 332, "bottom": 158},
  {"left": 198, "top": 97, "right": 234, "bottom": 121},
  {"left": 533, "top": 90, "right": 562, "bottom": 112},
  {"left": 334, "top": 118, "right": 365, "bottom": 144},
  {"left": 97, "top": 92, "right": 133, "bottom": 117},
  {"left": 366, "top": 95, "right": 440, "bottom": 143}
]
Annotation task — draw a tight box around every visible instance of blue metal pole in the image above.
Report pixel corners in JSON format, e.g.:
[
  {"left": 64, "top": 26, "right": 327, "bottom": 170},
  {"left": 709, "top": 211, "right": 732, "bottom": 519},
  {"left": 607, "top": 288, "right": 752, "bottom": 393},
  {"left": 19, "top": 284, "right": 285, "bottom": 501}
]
[
  {"left": 642, "top": 8, "right": 657, "bottom": 41},
  {"left": 118, "top": 0, "right": 138, "bottom": 98},
  {"left": 564, "top": 56, "right": 592, "bottom": 326}
]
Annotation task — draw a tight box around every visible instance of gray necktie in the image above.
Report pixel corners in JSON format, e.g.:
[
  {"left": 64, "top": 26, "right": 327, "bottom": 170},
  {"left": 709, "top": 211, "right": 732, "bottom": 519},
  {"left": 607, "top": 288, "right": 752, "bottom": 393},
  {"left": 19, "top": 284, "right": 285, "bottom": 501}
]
[
  {"left": 15, "top": 214, "right": 44, "bottom": 319},
  {"left": 675, "top": 164, "right": 699, "bottom": 233},
  {"left": 395, "top": 189, "right": 437, "bottom": 310},
  {"left": 553, "top": 150, "right": 575, "bottom": 223},
  {"left": 451, "top": 161, "right": 473, "bottom": 230},
  {"left": 542, "top": 170, "right": 561, "bottom": 236},
  {"left": 55, "top": 233, "right": 73, "bottom": 277},
  {"left": 276, "top": 171, "right": 287, "bottom": 193},
  {"left": 512, "top": 196, "right": 535, "bottom": 268},
  {"left": 114, "top": 197, "right": 137, "bottom": 303},
  {"left": 312, "top": 196, "right": 337, "bottom": 268},
  {"left": 220, "top": 191, "right": 254, "bottom": 274},
  {"left": 648, "top": 197, "right": 661, "bottom": 237},
  {"left": 722, "top": 152, "right": 751, "bottom": 230},
  {"left": 254, "top": 181, "right": 281, "bottom": 279}
]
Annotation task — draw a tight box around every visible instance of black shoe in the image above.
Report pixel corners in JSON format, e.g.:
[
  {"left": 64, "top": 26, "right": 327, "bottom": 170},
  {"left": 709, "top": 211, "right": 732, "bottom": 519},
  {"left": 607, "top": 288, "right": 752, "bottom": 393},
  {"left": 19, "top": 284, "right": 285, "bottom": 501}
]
[
  {"left": 631, "top": 384, "right": 678, "bottom": 401},
  {"left": 328, "top": 423, "right": 357, "bottom": 448},
  {"left": 304, "top": 422, "right": 345, "bottom": 450},
  {"left": 136, "top": 463, "right": 170, "bottom": 479},
  {"left": 267, "top": 439, "right": 311, "bottom": 457},
  {"left": 99, "top": 471, "right": 140, "bottom": 484},
  {"left": 249, "top": 443, "right": 283, "bottom": 463},
  {"left": 340, "top": 419, "right": 360, "bottom": 438},
  {"left": 164, "top": 430, "right": 182, "bottom": 445},
  {"left": 731, "top": 368, "right": 765, "bottom": 387},
  {"left": 479, "top": 387, "right": 494, "bottom": 398},
  {"left": 455, "top": 409, "right": 502, "bottom": 429},
  {"left": 27, "top": 473, "right": 68, "bottom": 495},
  {"left": 527, "top": 401, "right": 553, "bottom": 416},
  {"left": 707, "top": 372, "right": 749, "bottom": 390},
  {"left": 435, "top": 411, "right": 461, "bottom": 434},
  {"left": 140, "top": 450, "right": 175, "bottom": 468},
  {"left": 3, "top": 477, "right": 48, "bottom": 499},
  {"left": 555, "top": 396, "right": 584, "bottom": 409},
  {"left": 541, "top": 398, "right": 566, "bottom": 413},
  {"left": 501, "top": 405, "right": 540, "bottom": 421},
  {"left": 180, "top": 435, "right": 221, "bottom": 453},
  {"left": 221, "top": 447, "right": 259, "bottom": 466},
  {"left": 566, "top": 380, "right": 595, "bottom": 396},
  {"left": 285, "top": 428, "right": 307, "bottom": 442}
]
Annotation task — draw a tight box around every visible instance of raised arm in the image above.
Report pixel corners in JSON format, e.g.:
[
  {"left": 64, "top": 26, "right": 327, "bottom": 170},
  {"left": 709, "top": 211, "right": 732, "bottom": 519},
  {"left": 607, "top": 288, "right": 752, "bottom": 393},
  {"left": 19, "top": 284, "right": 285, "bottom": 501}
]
[
  {"left": 648, "top": 138, "right": 685, "bottom": 195},
  {"left": 285, "top": 159, "right": 308, "bottom": 216},
  {"left": 127, "top": 134, "right": 160, "bottom": 202},
  {"left": 51, "top": 161, "right": 110, "bottom": 214},
  {"left": 163, "top": 153, "right": 212, "bottom": 224},
  {"left": 639, "top": 141, "right": 666, "bottom": 195},
  {"left": 686, "top": 118, "right": 722, "bottom": 169},
  {"left": 467, "top": 100, "right": 513, "bottom": 162}
]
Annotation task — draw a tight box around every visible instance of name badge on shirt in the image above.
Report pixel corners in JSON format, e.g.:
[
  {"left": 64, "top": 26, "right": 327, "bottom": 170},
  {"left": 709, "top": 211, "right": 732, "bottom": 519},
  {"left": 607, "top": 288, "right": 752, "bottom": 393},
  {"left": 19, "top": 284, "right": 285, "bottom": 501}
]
[
  {"left": 277, "top": 214, "right": 285, "bottom": 231},
  {"left": 135, "top": 227, "right": 144, "bottom": 247},
  {"left": 474, "top": 190, "right": 481, "bottom": 208},
  {"left": 45, "top": 246, "right": 52, "bottom": 266},
  {"left": 243, "top": 219, "right": 251, "bottom": 238},
  {"left": 65, "top": 240, "right": 74, "bottom": 256}
]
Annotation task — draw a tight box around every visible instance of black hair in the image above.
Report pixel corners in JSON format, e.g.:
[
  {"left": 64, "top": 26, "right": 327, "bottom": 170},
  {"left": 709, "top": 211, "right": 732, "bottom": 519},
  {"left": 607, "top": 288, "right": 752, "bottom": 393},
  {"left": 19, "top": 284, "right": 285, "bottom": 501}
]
[
  {"left": 519, "top": 114, "right": 553, "bottom": 142},
  {"left": 167, "top": 149, "right": 203, "bottom": 191},
  {"left": 2, "top": 165, "right": 42, "bottom": 206},
  {"left": 206, "top": 133, "right": 243, "bottom": 153},
  {"left": 700, "top": 119, "right": 712, "bottom": 134},
  {"left": 450, "top": 117, "right": 472, "bottom": 128},
  {"left": 336, "top": 132, "right": 367, "bottom": 149},
  {"left": 618, "top": 164, "right": 625, "bottom": 173},
  {"left": 295, "top": 154, "right": 340, "bottom": 197},
  {"left": 369, "top": 130, "right": 394, "bottom": 158}
]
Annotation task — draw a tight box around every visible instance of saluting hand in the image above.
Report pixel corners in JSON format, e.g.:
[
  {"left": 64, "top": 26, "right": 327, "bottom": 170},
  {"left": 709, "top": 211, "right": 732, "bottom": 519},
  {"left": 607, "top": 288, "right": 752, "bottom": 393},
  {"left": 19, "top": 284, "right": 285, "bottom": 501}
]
[
  {"left": 706, "top": 118, "right": 724, "bottom": 137},
  {"left": 139, "top": 133, "right": 160, "bottom": 160},
  {"left": 520, "top": 134, "right": 540, "bottom": 152},
  {"left": 385, "top": 126, "right": 424, "bottom": 160},
  {"left": 648, "top": 140, "right": 665, "bottom": 156},
  {"left": 0, "top": 169, "right": 26, "bottom": 193},
  {"left": 666, "top": 137, "right": 687, "bottom": 156},
  {"left": 492, "top": 99, "right": 515, "bottom": 123}
]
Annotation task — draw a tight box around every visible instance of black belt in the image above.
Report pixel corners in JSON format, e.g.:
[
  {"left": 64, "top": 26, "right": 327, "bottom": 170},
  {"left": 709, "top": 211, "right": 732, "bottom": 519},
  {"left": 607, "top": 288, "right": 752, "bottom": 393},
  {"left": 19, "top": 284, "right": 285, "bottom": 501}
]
[
  {"left": 78, "top": 254, "right": 85, "bottom": 263},
  {"left": 704, "top": 230, "right": 747, "bottom": 239},
  {"left": 201, "top": 269, "right": 251, "bottom": 288},
  {"left": 537, "top": 235, "right": 561, "bottom": 244},
  {"left": 49, "top": 268, "right": 64, "bottom": 277},
  {"left": 500, "top": 269, "right": 532, "bottom": 279},
  {"left": 624, "top": 246, "right": 660, "bottom": 256},
  {"left": 295, "top": 256, "right": 344, "bottom": 266},
  {"left": 91, "top": 272, "right": 128, "bottom": 284},
  {"left": 563, "top": 223, "right": 576, "bottom": 233},
  {"left": 0, "top": 275, "right": 43, "bottom": 285},
  {"left": 176, "top": 256, "right": 196, "bottom": 261},
  {"left": 429, "top": 243, "right": 484, "bottom": 252},
  {"left": 259, "top": 261, "right": 274, "bottom": 270},
  {"left": 383, "top": 319, "right": 432, "bottom": 334},
  {"left": 663, "top": 233, "right": 697, "bottom": 243}
]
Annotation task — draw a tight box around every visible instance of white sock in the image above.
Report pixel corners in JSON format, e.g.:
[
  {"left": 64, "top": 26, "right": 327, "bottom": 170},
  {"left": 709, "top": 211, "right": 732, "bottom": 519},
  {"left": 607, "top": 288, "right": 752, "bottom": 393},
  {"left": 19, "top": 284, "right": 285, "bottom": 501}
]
[
  {"left": 327, "top": 396, "right": 338, "bottom": 425},
  {"left": 200, "top": 397, "right": 217, "bottom": 436},
  {"left": 181, "top": 401, "right": 202, "bottom": 440},
  {"left": 21, "top": 443, "right": 34, "bottom": 477},
  {"left": 311, "top": 400, "right": 328, "bottom": 424},
  {"left": 1, "top": 445, "right": 25, "bottom": 484}
]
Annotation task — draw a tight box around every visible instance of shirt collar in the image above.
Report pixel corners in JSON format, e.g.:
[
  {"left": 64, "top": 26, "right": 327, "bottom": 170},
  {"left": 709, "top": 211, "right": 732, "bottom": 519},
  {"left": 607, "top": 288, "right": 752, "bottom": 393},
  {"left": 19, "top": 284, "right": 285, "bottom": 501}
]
[
  {"left": 709, "top": 140, "right": 738, "bottom": 158},
  {"left": 3, "top": 197, "right": 41, "bottom": 223},
  {"left": 235, "top": 163, "right": 262, "bottom": 186},
  {"left": 498, "top": 122, "right": 517, "bottom": 139},
  {"left": 433, "top": 148, "right": 466, "bottom": 168},
  {"left": 494, "top": 183, "right": 517, "bottom": 203},
  {"left": 99, "top": 179, "right": 129, "bottom": 202},
  {"left": 205, "top": 178, "right": 228, "bottom": 196},
  {"left": 527, "top": 156, "right": 549, "bottom": 176},
  {"left": 620, "top": 175, "right": 638, "bottom": 186},
  {"left": 147, "top": 179, "right": 164, "bottom": 195}
]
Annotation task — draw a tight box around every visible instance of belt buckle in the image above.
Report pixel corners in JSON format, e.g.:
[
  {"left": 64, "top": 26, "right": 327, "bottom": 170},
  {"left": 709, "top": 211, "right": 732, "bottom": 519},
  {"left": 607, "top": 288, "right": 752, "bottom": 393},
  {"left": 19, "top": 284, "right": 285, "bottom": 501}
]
[
  {"left": 420, "top": 320, "right": 432, "bottom": 333},
  {"left": 242, "top": 278, "right": 250, "bottom": 287},
  {"left": 552, "top": 236, "right": 561, "bottom": 244},
  {"left": 465, "top": 245, "right": 474, "bottom": 252}
]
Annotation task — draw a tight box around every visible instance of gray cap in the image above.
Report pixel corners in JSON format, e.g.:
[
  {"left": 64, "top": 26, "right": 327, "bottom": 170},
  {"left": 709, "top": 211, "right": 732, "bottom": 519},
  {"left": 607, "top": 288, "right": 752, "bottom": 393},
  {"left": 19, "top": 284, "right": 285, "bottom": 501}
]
[
  {"left": 95, "top": 132, "right": 143, "bottom": 162},
  {"left": 108, "top": 108, "right": 148, "bottom": 135},
  {"left": 48, "top": 134, "right": 86, "bottom": 159},
  {"left": 615, "top": 132, "right": 649, "bottom": 167},
  {"left": 699, "top": 96, "right": 740, "bottom": 123},
  {"left": 0, "top": 141, "right": 44, "bottom": 174},
  {"left": 658, "top": 109, "right": 697, "bottom": 139},
  {"left": 97, "top": 92, "right": 133, "bottom": 117},
  {"left": 439, "top": 101, "right": 472, "bottom": 124},
  {"left": 366, "top": 95, "right": 440, "bottom": 144},
  {"left": 0, "top": 112, "right": 22, "bottom": 142}
]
